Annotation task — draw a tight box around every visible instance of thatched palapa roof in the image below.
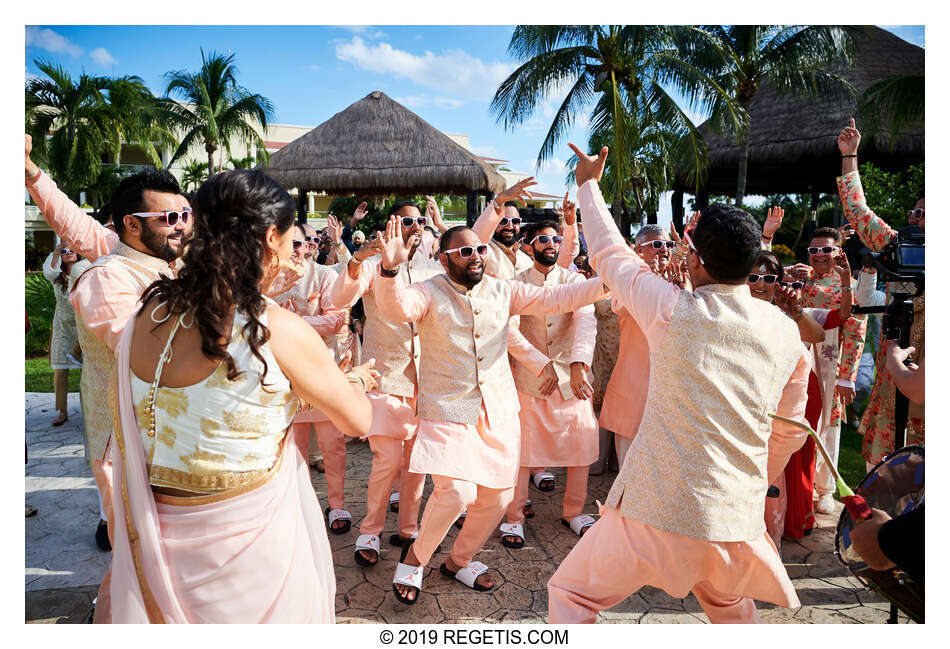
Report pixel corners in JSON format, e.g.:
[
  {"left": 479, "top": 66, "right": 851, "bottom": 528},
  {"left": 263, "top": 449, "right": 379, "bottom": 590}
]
[
  {"left": 674, "top": 26, "right": 924, "bottom": 197},
  {"left": 265, "top": 91, "right": 506, "bottom": 196}
]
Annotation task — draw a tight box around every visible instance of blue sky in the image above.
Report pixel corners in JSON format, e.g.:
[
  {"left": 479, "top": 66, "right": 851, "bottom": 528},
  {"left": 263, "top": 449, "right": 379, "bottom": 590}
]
[{"left": 26, "top": 25, "right": 925, "bottom": 223}]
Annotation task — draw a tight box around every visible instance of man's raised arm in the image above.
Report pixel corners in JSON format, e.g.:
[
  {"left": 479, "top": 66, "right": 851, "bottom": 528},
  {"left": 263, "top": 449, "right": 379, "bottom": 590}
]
[
  {"left": 472, "top": 177, "right": 538, "bottom": 244},
  {"left": 25, "top": 135, "right": 117, "bottom": 261}
]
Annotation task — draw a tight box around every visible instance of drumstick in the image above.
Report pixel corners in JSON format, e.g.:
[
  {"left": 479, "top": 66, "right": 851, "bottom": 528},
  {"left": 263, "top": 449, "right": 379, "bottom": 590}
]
[{"left": 768, "top": 414, "right": 873, "bottom": 521}]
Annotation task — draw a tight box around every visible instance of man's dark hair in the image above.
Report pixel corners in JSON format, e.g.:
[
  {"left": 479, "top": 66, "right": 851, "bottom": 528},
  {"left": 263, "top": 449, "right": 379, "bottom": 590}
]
[
  {"left": 503, "top": 201, "right": 520, "bottom": 209},
  {"left": 532, "top": 220, "right": 559, "bottom": 237},
  {"left": 370, "top": 222, "right": 386, "bottom": 234},
  {"left": 692, "top": 203, "right": 762, "bottom": 282},
  {"left": 519, "top": 222, "right": 536, "bottom": 243},
  {"left": 93, "top": 202, "right": 112, "bottom": 225},
  {"left": 810, "top": 226, "right": 842, "bottom": 245},
  {"left": 111, "top": 168, "right": 183, "bottom": 238},
  {"left": 389, "top": 200, "right": 421, "bottom": 216},
  {"left": 439, "top": 225, "right": 471, "bottom": 254}
]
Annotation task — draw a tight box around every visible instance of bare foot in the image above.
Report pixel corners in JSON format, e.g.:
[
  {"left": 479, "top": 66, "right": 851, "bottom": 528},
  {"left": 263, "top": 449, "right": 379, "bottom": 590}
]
[{"left": 358, "top": 549, "right": 378, "bottom": 565}]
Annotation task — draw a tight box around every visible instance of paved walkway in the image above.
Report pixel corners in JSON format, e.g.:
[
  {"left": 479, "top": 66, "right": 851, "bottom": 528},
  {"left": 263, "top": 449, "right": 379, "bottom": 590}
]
[{"left": 25, "top": 392, "right": 908, "bottom": 623}]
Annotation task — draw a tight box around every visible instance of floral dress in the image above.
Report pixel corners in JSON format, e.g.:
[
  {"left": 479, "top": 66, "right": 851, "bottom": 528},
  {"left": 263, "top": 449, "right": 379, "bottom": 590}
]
[{"left": 837, "top": 171, "right": 924, "bottom": 464}]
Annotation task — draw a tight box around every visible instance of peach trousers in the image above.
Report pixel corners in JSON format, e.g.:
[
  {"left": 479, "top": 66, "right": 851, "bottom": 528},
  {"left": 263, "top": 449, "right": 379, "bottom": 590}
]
[
  {"left": 360, "top": 436, "right": 426, "bottom": 539},
  {"left": 293, "top": 421, "right": 346, "bottom": 510},
  {"left": 548, "top": 508, "right": 763, "bottom": 624},
  {"left": 506, "top": 465, "right": 588, "bottom": 525},
  {"left": 412, "top": 474, "right": 514, "bottom": 568}
]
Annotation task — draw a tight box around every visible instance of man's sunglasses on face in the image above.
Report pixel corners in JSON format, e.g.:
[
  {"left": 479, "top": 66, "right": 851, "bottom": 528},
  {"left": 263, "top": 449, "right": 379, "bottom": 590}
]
[
  {"left": 638, "top": 240, "right": 675, "bottom": 250},
  {"left": 305, "top": 235, "right": 319, "bottom": 243},
  {"left": 530, "top": 235, "right": 562, "bottom": 246},
  {"left": 401, "top": 216, "right": 427, "bottom": 228},
  {"left": 807, "top": 245, "right": 839, "bottom": 256},
  {"left": 132, "top": 207, "right": 192, "bottom": 227},
  {"left": 908, "top": 208, "right": 925, "bottom": 220},
  {"left": 293, "top": 240, "right": 304, "bottom": 249},
  {"left": 443, "top": 244, "right": 488, "bottom": 258},
  {"left": 498, "top": 217, "right": 521, "bottom": 227}
]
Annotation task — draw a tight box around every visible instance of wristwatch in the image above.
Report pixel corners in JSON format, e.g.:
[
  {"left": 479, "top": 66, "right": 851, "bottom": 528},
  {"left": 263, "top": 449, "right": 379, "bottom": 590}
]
[{"left": 380, "top": 265, "right": 399, "bottom": 278}]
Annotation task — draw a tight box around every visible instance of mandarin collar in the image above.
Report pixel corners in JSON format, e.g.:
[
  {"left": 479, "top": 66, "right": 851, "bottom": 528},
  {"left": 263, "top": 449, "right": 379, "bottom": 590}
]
[{"left": 115, "top": 241, "right": 174, "bottom": 273}]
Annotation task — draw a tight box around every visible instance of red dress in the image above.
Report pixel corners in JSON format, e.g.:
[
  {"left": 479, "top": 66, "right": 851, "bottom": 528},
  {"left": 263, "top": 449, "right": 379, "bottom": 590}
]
[{"left": 782, "top": 309, "right": 844, "bottom": 539}]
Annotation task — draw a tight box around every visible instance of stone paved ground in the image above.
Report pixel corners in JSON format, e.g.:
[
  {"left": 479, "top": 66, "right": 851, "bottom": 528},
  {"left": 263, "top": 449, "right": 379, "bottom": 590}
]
[{"left": 26, "top": 392, "right": 909, "bottom": 624}]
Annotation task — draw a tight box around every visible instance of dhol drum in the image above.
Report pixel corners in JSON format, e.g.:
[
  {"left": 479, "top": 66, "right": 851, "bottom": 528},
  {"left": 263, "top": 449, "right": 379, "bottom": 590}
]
[{"left": 835, "top": 445, "right": 924, "bottom": 623}]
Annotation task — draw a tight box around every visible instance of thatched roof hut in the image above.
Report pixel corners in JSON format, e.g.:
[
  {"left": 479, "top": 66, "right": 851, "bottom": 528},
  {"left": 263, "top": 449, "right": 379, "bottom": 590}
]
[
  {"left": 672, "top": 26, "right": 924, "bottom": 208},
  {"left": 265, "top": 91, "right": 507, "bottom": 204}
]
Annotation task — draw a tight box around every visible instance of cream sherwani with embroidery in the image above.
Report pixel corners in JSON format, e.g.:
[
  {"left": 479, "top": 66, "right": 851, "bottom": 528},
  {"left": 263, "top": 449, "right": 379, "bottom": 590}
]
[{"left": 547, "top": 179, "right": 811, "bottom": 624}]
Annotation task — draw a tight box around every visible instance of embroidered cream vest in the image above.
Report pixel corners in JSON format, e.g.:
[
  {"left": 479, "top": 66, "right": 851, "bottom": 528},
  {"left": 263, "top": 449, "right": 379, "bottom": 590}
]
[
  {"left": 414, "top": 274, "right": 519, "bottom": 426},
  {"left": 484, "top": 239, "right": 533, "bottom": 279},
  {"left": 606, "top": 284, "right": 804, "bottom": 542},
  {"left": 73, "top": 243, "right": 174, "bottom": 464},
  {"left": 511, "top": 265, "right": 587, "bottom": 400},
  {"left": 362, "top": 254, "right": 443, "bottom": 397}
]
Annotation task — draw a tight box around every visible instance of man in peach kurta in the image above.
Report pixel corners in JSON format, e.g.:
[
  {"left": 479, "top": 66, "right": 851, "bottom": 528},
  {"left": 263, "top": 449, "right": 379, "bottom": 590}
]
[
  {"left": 273, "top": 225, "right": 353, "bottom": 532},
  {"left": 26, "top": 138, "right": 191, "bottom": 558},
  {"left": 329, "top": 201, "right": 444, "bottom": 565},
  {"left": 500, "top": 221, "right": 599, "bottom": 547},
  {"left": 547, "top": 145, "right": 809, "bottom": 624},
  {"left": 372, "top": 216, "right": 607, "bottom": 603}
]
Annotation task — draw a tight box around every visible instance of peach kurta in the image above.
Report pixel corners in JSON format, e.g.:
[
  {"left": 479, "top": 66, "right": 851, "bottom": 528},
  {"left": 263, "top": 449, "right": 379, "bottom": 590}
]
[
  {"left": 597, "top": 301, "right": 650, "bottom": 440},
  {"left": 374, "top": 271, "right": 607, "bottom": 488}
]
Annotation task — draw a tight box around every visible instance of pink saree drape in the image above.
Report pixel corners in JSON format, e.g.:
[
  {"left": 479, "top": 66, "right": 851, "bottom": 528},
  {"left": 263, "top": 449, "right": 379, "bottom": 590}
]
[{"left": 104, "top": 320, "right": 336, "bottom": 623}]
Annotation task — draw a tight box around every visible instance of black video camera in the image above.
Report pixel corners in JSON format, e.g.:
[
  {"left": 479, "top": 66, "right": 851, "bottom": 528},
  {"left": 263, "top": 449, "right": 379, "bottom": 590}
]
[{"left": 864, "top": 231, "right": 924, "bottom": 277}]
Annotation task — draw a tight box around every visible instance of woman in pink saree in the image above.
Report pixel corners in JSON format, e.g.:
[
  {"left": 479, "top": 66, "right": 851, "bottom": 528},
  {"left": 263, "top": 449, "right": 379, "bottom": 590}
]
[{"left": 98, "top": 170, "right": 375, "bottom": 623}]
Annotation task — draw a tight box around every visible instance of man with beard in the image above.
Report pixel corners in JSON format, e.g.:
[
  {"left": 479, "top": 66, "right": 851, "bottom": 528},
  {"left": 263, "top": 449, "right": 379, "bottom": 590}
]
[
  {"left": 599, "top": 225, "right": 676, "bottom": 466},
  {"left": 499, "top": 221, "right": 600, "bottom": 549},
  {"left": 786, "top": 227, "right": 865, "bottom": 516},
  {"left": 330, "top": 200, "right": 445, "bottom": 566},
  {"left": 373, "top": 216, "right": 608, "bottom": 604},
  {"left": 25, "top": 135, "right": 193, "bottom": 552}
]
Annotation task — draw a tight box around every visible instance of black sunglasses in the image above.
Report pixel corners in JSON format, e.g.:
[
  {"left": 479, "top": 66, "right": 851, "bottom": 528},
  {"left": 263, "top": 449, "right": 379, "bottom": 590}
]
[
  {"left": 498, "top": 216, "right": 521, "bottom": 227},
  {"left": 59, "top": 248, "right": 74, "bottom": 255}
]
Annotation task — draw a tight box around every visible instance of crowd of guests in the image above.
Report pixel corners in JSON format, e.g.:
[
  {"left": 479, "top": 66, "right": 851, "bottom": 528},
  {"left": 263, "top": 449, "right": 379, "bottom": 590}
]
[{"left": 26, "top": 116, "right": 923, "bottom": 623}]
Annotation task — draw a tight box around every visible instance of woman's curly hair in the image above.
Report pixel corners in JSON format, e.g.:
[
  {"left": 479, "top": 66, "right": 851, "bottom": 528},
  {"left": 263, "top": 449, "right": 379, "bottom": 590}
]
[{"left": 140, "top": 170, "right": 295, "bottom": 386}]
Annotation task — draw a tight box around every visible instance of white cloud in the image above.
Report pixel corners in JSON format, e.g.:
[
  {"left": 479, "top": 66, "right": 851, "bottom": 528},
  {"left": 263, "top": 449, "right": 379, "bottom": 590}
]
[
  {"left": 25, "top": 66, "right": 42, "bottom": 84},
  {"left": 471, "top": 144, "right": 504, "bottom": 158},
  {"left": 90, "top": 47, "right": 118, "bottom": 66},
  {"left": 434, "top": 97, "right": 464, "bottom": 110},
  {"left": 25, "top": 26, "right": 83, "bottom": 58},
  {"left": 337, "top": 26, "right": 386, "bottom": 39},
  {"left": 393, "top": 94, "right": 428, "bottom": 108},
  {"left": 335, "top": 36, "right": 514, "bottom": 101}
]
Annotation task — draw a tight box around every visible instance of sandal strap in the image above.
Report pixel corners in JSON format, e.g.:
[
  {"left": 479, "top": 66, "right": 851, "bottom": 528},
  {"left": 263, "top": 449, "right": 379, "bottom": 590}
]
[
  {"left": 393, "top": 562, "right": 423, "bottom": 589},
  {"left": 455, "top": 561, "right": 489, "bottom": 589},
  {"left": 569, "top": 514, "right": 596, "bottom": 536},
  {"left": 355, "top": 534, "right": 380, "bottom": 553},
  {"left": 389, "top": 492, "right": 400, "bottom": 504},
  {"left": 499, "top": 523, "right": 524, "bottom": 540},
  {"left": 328, "top": 509, "right": 352, "bottom": 524}
]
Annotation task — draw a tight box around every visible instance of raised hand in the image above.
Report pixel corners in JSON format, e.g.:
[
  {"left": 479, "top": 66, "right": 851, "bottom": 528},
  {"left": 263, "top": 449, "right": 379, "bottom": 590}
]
[
  {"left": 25, "top": 134, "right": 40, "bottom": 178},
  {"left": 773, "top": 284, "right": 800, "bottom": 314},
  {"left": 686, "top": 210, "right": 701, "bottom": 232},
  {"left": 560, "top": 191, "right": 577, "bottom": 225},
  {"left": 351, "top": 201, "right": 369, "bottom": 226},
  {"left": 495, "top": 177, "right": 538, "bottom": 208},
  {"left": 326, "top": 213, "right": 344, "bottom": 243},
  {"left": 570, "top": 362, "right": 594, "bottom": 401},
  {"left": 837, "top": 117, "right": 861, "bottom": 157},
  {"left": 262, "top": 258, "right": 304, "bottom": 297},
  {"left": 379, "top": 216, "right": 412, "bottom": 270},
  {"left": 348, "top": 358, "right": 380, "bottom": 393},
  {"left": 567, "top": 143, "right": 607, "bottom": 186},
  {"left": 834, "top": 250, "right": 852, "bottom": 286},
  {"left": 838, "top": 223, "right": 855, "bottom": 242},
  {"left": 669, "top": 220, "right": 682, "bottom": 244},
  {"left": 785, "top": 263, "right": 812, "bottom": 282},
  {"left": 763, "top": 206, "right": 785, "bottom": 239}
]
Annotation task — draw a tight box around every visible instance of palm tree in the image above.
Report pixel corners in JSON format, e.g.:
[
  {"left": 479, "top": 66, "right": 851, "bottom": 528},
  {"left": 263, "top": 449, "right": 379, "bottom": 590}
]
[
  {"left": 857, "top": 73, "right": 924, "bottom": 141},
  {"left": 26, "top": 60, "right": 113, "bottom": 201},
  {"left": 491, "top": 26, "right": 745, "bottom": 222},
  {"left": 695, "top": 26, "right": 855, "bottom": 207},
  {"left": 103, "top": 76, "right": 179, "bottom": 168},
  {"left": 180, "top": 160, "right": 209, "bottom": 192},
  {"left": 162, "top": 50, "right": 274, "bottom": 173}
]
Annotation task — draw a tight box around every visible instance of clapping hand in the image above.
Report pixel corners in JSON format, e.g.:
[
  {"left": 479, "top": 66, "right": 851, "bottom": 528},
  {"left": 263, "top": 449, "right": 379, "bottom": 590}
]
[
  {"left": 538, "top": 361, "right": 558, "bottom": 396},
  {"left": 834, "top": 251, "right": 852, "bottom": 286},
  {"left": 495, "top": 177, "right": 538, "bottom": 209},
  {"left": 885, "top": 340, "right": 918, "bottom": 371},
  {"left": 326, "top": 213, "right": 344, "bottom": 244},
  {"left": 351, "top": 201, "right": 369, "bottom": 226},
  {"left": 348, "top": 358, "right": 380, "bottom": 393},
  {"left": 568, "top": 143, "right": 607, "bottom": 186},
  {"left": 379, "top": 216, "right": 412, "bottom": 270},
  {"left": 773, "top": 283, "right": 801, "bottom": 315},
  {"left": 763, "top": 206, "right": 785, "bottom": 239},
  {"left": 837, "top": 117, "right": 861, "bottom": 157}
]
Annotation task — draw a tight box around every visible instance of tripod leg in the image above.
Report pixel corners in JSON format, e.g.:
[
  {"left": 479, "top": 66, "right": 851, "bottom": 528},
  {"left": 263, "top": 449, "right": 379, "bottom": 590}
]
[{"left": 888, "top": 602, "right": 898, "bottom": 624}]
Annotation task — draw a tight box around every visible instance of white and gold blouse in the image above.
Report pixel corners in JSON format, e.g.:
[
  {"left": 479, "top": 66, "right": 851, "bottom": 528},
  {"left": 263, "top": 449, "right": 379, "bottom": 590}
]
[{"left": 130, "top": 305, "right": 298, "bottom": 493}]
